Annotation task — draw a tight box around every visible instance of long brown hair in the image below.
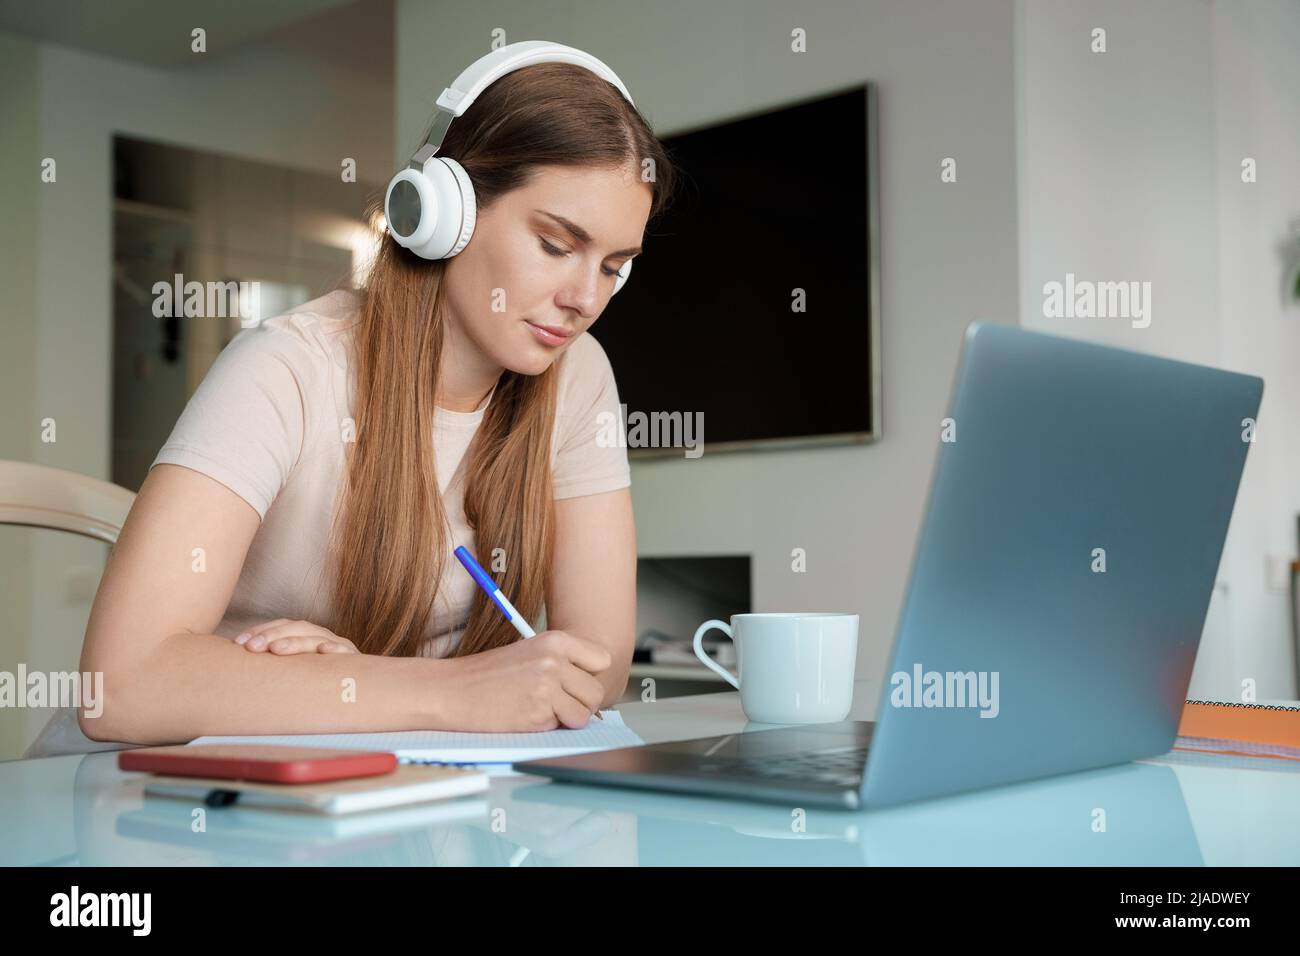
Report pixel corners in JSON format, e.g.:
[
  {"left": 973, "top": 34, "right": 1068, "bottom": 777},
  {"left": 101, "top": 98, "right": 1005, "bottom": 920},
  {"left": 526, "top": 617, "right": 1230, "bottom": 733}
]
[{"left": 327, "top": 61, "right": 677, "bottom": 658}]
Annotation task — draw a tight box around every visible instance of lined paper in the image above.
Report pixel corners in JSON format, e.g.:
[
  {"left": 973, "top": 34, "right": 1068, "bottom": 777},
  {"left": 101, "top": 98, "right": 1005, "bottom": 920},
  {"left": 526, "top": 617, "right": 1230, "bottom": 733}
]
[{"left": 188, "top": 710, "right": 643, "bottom": 764}]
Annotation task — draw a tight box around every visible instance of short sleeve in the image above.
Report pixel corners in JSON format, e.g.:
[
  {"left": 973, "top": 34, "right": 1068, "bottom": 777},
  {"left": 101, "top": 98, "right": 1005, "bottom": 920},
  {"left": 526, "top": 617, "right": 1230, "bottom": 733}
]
[
  {"left": 149, "top": 324, "right": 313, "bottom": 520},
  {"left": 552, "top": 333, "right": 632, "bottom": 500}
]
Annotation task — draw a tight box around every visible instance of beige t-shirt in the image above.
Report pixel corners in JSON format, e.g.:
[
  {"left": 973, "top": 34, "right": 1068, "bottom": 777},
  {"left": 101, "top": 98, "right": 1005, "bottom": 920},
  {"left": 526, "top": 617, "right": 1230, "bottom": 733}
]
[{"left": 149, "top": 288, "right": 630, "bottom": 657}]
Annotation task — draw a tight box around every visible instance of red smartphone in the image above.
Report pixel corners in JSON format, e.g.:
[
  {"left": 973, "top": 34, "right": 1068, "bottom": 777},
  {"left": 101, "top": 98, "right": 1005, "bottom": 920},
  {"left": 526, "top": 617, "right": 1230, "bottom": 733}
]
[{"left": 118, "top": 744, "right": 397, "bottom": 784}]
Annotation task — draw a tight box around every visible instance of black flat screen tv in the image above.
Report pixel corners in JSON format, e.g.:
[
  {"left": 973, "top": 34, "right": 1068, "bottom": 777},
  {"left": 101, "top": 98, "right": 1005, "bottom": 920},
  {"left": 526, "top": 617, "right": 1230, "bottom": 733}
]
[{"left": 590, "top": 83, "right": 880, "bottom": 457}]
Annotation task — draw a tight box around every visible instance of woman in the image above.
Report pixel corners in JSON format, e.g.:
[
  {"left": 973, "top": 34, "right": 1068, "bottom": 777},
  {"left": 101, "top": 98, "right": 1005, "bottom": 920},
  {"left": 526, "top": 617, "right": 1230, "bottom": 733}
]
[{"left": 79, "top": 55, "right": 678, "bottom": 745}]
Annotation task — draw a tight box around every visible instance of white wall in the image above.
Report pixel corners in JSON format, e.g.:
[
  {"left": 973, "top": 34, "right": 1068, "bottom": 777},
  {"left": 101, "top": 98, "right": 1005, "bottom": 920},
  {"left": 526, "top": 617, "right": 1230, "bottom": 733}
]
[
  {"left": 395, "top": 0, "right": 1022, "bottom": 690},
  {"left": 1017, "top": 0, "right": 1300, "bottom": 699},
  {"left": 1212, "top": 0, "right": 1300, "bottom": 698},
  {"left": 1, "top": 17, "right": 394, "bottom": 755}
]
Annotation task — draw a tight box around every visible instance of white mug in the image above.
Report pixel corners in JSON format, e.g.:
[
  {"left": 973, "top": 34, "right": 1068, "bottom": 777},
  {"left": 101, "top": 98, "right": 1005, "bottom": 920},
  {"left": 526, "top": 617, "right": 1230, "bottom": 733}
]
[{"left": 692, "top": 613, "right": 859, "bottom": 724}]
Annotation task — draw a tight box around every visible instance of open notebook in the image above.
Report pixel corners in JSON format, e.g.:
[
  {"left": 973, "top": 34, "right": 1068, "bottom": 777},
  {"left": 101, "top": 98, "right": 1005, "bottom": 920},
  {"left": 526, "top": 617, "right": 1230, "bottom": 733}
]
[{"left": 188, "top": 710, "right": 644, "bottom": 766}]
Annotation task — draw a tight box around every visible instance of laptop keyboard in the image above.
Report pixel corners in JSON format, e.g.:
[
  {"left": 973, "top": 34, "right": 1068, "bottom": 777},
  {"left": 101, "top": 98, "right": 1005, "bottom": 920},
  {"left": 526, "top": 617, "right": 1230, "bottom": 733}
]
[{"left": 726, "top": 745, "right": 869, "bottom": 789}]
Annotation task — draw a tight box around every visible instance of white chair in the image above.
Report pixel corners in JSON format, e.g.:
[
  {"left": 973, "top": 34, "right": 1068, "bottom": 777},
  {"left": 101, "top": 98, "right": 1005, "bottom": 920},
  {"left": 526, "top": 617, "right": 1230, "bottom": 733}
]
[{"left": 0, "top": 460, "right": 137, "bottom": 758}]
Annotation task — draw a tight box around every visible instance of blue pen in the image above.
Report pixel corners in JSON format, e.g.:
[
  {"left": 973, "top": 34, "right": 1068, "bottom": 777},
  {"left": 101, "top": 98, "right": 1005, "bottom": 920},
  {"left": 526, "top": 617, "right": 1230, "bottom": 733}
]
[
  {"left": 452, "top": 545, "right": 604, "bottom": 720},
  {"left": 453, "top": 545, "right": 536, "bottom": 638}
]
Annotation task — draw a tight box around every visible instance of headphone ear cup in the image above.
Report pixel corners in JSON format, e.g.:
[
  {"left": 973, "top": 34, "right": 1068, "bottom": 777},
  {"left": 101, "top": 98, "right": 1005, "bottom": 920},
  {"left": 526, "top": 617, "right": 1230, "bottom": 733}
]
[
  {"left": 386, "top": 156, "right": 477, "bottom": 260},
  {"left": 436, "top": 156, "right": 477, "bottom": 259},
  {"left": 612, "top": 257, "right": 632, "bottom": 295},
  {"left": 384, "top": 167, "right": 436, "bottom": 250}
]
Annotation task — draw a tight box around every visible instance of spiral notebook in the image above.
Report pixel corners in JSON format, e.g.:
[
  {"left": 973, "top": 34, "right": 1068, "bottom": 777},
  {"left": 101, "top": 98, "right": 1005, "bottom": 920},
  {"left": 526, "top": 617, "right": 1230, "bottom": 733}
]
[
  {"left": 1173, "top": 699, "right": 1300, "bottom": 761},
  {"left": 188, "top": 710, "right": 644, "bottom": 768}
]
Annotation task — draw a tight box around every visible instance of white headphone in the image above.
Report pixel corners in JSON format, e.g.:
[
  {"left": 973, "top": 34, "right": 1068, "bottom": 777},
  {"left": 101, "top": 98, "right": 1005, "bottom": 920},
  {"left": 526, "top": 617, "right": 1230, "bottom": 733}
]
[{"left": 384, "top": 40, "right": 637, "bottom": 295}]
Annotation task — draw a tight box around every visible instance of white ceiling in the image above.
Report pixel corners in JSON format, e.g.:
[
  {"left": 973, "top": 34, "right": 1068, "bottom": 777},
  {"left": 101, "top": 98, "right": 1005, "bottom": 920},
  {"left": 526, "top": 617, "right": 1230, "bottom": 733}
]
[{"left": 0, "top": 0, "right": 362, "bottom": 68}]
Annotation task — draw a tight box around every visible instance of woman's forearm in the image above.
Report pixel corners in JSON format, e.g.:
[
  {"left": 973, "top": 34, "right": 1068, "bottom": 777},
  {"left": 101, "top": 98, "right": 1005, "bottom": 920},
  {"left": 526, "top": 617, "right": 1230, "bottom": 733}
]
[{"left": 81, "top": 631, "right": 459, "bottom": 745}]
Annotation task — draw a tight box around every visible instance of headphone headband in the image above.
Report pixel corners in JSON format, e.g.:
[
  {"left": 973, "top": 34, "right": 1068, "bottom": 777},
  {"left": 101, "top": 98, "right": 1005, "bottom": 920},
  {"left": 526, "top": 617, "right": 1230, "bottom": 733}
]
[{"left": 410, "top": 40, "right": 634, "bottom": 168}]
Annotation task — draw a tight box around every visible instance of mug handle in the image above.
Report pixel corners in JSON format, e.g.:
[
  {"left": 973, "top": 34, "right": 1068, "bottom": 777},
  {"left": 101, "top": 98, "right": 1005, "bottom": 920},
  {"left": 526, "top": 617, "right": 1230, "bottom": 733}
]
[{"left": 692, "top": 619, "right": 740, "bottom": 690}]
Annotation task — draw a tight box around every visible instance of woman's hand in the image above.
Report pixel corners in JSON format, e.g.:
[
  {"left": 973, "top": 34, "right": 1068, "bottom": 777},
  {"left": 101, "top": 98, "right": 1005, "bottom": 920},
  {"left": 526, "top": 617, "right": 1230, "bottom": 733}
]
[
  {"left": 440, "top": 630, "right": 613, "bottom": 731},
  {"left": 234, "top": 619, "right": 360, "bottom": 655}
]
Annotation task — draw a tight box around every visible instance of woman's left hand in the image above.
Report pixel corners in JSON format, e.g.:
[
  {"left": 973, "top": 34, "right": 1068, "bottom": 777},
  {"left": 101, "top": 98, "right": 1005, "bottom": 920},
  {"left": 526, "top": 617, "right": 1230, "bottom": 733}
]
[{"left": 234, "top": 619, "right": 360, "bottom": 655}]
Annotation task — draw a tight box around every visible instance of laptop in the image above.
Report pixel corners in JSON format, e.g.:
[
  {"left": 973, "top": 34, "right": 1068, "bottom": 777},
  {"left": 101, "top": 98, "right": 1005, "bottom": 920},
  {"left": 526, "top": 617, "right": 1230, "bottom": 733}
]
[{"left": 515, "top": 322, "right": 1264, "bottom": 810}]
